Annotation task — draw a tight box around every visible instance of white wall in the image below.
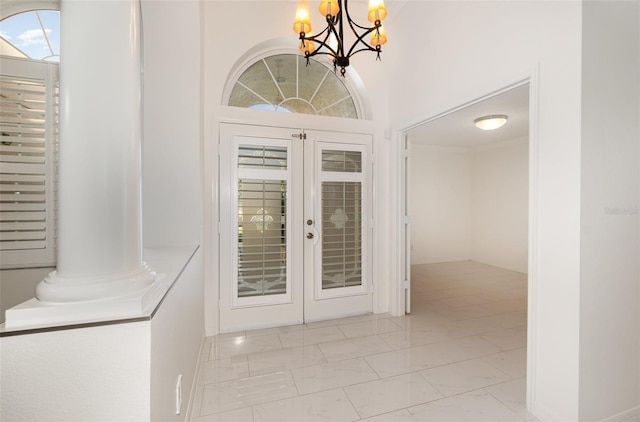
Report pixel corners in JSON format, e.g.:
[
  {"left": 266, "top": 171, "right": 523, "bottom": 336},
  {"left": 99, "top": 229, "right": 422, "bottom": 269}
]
[
  {"left": 470, "top": 140, "right": 528, "bottom": 273},
  {"left": 410, "top": 139, "right": 528, "bottom": 273},
  {"left": 141, "top": 2, "right": 205, "bottom": 419},
  {"left": 579, "top": 1, "right": 640, "bottom": 420},
  {"left": 151, "top": 248, "right": 205, "bottom": 421},
  {"left": 1, "top": 322, "right": 152, "bottom": 421},
  {"left": 0, "top": 267, "right": 51, "bottom": 324},
  {"left": 409, "top": 144, "right": 471, "bottom": 265},
  {"left": 0, "top": 247, "right": 203, "bottom": 422},
  {"left": 142, "top": 0, "right": 202, "bottom": 249},
  {"left": 390, "top": 2, "right": 583, "bottom": 419}
]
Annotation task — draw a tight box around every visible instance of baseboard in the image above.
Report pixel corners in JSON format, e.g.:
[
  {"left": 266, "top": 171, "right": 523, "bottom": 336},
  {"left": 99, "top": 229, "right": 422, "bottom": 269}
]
[
  {"left": 528, "top": 401, "right": 569, "bottom": 422},
  {"left": 602, "top": 406, "right": 640, "bottom": 422},
  {"left": 529, "top": 401, "right": 640, "bottom": 422}
]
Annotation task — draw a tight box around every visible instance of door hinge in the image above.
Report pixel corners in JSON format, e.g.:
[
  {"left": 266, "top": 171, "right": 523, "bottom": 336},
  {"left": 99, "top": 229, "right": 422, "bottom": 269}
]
[
  {"left": 403, "top": 215, "right": 411, "bottom": 225},
  {"left": 402, "top": 280, "right": 410, "bottom": 289},
  {"left": 403, "top": 148, "right": 410, "bottom": 158}
]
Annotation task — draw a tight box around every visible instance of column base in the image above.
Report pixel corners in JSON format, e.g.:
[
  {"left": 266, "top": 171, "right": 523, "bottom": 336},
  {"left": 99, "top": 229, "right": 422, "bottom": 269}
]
[
  {"left": 5, "top": 272, "right": 165, "bottom": 330},
  {"left": 36, "top": 263, "right": 156, "bottom": 304}
]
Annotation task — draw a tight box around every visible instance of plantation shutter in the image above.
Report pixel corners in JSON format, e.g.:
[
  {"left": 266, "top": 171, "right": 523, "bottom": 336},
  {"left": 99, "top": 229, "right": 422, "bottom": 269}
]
[
  {"left": 234, "top": 141, "right": 293, "bottom": 306},
  {"left": 319, "top": 150, "right": 364, "bottom": 290},
  {"left": 0, "top": 57, "right": 58, "bottom": 268}
]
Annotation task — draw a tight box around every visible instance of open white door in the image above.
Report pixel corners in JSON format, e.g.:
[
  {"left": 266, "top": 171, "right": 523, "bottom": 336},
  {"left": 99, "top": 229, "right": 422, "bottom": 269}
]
[{"left": 401, "top": 133, "right": 412, "bottom": 313}]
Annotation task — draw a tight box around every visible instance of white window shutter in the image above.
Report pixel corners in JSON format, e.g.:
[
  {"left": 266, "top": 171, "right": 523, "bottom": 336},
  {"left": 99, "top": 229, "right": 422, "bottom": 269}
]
[{"left": 0, "top": 57, "right": 58, "bottom": 268}]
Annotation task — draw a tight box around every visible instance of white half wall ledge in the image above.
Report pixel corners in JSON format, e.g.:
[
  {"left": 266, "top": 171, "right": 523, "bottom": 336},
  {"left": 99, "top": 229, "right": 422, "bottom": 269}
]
[{"left": 0, "top": 246, "right": 199, "bottom": 336}]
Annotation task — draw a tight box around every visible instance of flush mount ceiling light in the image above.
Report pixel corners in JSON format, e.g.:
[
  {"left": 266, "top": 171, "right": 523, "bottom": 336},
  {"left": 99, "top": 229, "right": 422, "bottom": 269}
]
[
  {"left": 293, "top": 0, "right": 388, "bottom": 77},
  {"left": 474, "top": 115, "right": 508, "bottom": 130}
]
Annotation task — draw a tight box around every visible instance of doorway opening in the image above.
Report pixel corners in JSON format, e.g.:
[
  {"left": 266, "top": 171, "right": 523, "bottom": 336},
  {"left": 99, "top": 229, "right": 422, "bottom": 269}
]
[{"left": 399, "top": 81, "right": 532, "bottom": 412}]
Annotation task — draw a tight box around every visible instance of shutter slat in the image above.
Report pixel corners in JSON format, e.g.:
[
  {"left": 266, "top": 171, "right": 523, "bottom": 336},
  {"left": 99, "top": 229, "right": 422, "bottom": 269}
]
[
  {"left": 0, "top": 106, "right": 45, "bottom": 115},
  {"left": 0, "top": 202, "right": 46, "bottom": 211},
  {"left": 0, "top": 163, "right": 46, "bottom": 174},
  {"left": 0, "top": 211, "right": 46, "bottom": 221},
  {"left": 0, "top": 155, "right": 45, "bottom": 164},
  {"left": 0, "top": 107, "right": 46, "bottom": 115},
  {"left": 0, "top": 174, "right": 46, "bottom": 183},
  {"left": 0, "top": 127, "right": 45, "bottom": 135},
  {"left": 1, "top": 116, "right": 46, "bottom": 125},
  {"left": 0, "top": 86, "right": 45, "bottom": 96},
  {"left": 0, "top": 240, "right": 47, "bottom": 251},
  {"left": 0, "top": 136, "right": 45, "bottom": 144},
  {"left": 0, "top": 95, "right": 46, "bottom": 105},
  {"left": 1, "top": 221, "right": 46, "bottom": 231},
  {"left": 0, "top": 184, "right": 46, "bottom": 193},
  {"left": 0, "top": 99, "right": 45, "bottom": 110},
  {"left": 0, "top": 193, "right": 46, "bottom": 202},
  {"left": 0, "top": 231, "right": 46, "bottom": 241},
  {"left": 0, "top": 145, "right": 46, "bottom": 154}
]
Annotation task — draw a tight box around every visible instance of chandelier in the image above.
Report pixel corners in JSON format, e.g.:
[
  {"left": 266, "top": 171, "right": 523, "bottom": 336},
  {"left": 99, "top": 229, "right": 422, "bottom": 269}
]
[{"left": 293, "top": 0, "right": 388, "bottom": 77}]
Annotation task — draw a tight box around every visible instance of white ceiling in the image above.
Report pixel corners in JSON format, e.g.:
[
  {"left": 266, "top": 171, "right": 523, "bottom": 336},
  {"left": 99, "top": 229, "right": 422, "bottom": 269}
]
[{"left": 408, "top": 84, "right": 530, "bottom": 148}]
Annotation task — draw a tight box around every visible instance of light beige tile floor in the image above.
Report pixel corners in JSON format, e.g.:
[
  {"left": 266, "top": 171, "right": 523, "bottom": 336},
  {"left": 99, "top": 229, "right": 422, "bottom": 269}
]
[{"left": 190, "top": 261, "right": 538, "bottom": 421}]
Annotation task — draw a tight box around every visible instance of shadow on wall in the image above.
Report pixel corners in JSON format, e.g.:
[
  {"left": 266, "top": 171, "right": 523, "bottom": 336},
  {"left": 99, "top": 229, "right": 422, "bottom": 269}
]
[{"left": 0, "top": 267, "right": 52, "bottom": 324}]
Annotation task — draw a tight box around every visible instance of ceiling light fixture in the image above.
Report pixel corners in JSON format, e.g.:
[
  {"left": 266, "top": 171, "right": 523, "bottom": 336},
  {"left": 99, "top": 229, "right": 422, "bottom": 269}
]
[
  {"left": 293, "top": 0, "right": 388, "bottom": 77},
  {"left": 474, "top": 115, "right": 508, "bottom": 130}
]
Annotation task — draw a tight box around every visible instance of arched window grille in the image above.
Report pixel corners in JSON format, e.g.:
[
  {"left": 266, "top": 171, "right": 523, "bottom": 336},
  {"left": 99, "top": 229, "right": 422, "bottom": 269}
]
[{"left": 227, "top": 53, "right": 360, "bottom": 120}]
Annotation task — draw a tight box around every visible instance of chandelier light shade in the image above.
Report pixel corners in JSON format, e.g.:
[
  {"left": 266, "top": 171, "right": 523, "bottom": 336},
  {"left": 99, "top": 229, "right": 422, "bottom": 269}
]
[
  {"left": 474, "top": 115, "right": 509, "bottom": 130},
  {"left": 293, "top": 0, "right": 388, "bottom": 77}
]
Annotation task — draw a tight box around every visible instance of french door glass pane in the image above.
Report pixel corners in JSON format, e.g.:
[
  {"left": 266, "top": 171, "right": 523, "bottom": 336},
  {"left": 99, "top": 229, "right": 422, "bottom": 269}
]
[
  {"left": 321, "top": 181, "right": 362, "bottom": 289},
  {"left": 238, "top": 145, "right": 287, "bottom": 169},
  {"left": 237, "top": 178, "right": 287, "bottom": 297},
  {"left": 321, "top": 150, "right": 362, "bottom": 172}
]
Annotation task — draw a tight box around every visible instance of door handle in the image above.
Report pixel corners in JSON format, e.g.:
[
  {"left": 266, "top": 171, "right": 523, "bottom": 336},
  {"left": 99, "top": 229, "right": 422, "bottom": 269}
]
[{"left": 307, "top": 227, "right": 320, "bottom": 245}]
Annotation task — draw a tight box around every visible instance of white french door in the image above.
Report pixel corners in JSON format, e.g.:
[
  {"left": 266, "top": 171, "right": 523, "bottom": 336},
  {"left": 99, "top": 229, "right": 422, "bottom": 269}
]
[
  {"left": 302, "top": 130, "right": 372, "bottom": 322},
  {"left": 219, "top": 124, "right": 373, "bottom": 332}
]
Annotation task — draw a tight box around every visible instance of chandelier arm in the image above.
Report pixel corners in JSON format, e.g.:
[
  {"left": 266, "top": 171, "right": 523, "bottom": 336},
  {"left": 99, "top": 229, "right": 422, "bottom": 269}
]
[
  {"left": 344, "top": 6, "right": 378, "bottom": 32},
  {"left": 342, "top": 0, "right": 381, "bottom": 34},
  {"left": 345, "top": 26, "right": 379, "bottom": 58},
  {"left": 302, "top": 35, "right": 338, "bottom": 58},
  {"left": 301, "top": 18, "right": 341, "bottom": 57},
  {"left": 306, "top": 50, "right": 339, "bottom": 60},
  {"left": 341, "top": 0, "right": 382, "bottom": 58},
  {"left": 347, "top": 46, "right": 379, "bottom": 58},
  {"left": 336, "top": 7, "right": 346, "bottom": 59}
]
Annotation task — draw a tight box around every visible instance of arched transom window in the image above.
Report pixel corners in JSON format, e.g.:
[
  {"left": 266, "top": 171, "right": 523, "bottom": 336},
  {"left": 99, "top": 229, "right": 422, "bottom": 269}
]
[{"left": 228, "top": 53, "right": 359, "bottom": 119}]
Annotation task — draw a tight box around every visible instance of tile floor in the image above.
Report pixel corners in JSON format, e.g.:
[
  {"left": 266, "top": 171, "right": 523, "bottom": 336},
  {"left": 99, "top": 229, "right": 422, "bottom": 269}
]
[{"left": 190, "top": 261, "right": 536, "bottom": 421}]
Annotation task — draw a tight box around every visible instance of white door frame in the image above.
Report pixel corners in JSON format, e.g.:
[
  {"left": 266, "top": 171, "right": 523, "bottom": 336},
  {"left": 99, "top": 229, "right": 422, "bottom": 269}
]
[
  {"left": 207, "top": 108, "right": 379, "bottom": 334},
  {"left": 392, "top": 73, "right": 540, "bottom": 412},
  {"left": 303, "top": 131, "right": 374, "bottom": 323}
]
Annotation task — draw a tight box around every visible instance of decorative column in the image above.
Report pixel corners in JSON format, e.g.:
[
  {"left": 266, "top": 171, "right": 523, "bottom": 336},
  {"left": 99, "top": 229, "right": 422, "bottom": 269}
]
[{"left": 35, "top": 0, "right": 155, "bottom": 304}]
